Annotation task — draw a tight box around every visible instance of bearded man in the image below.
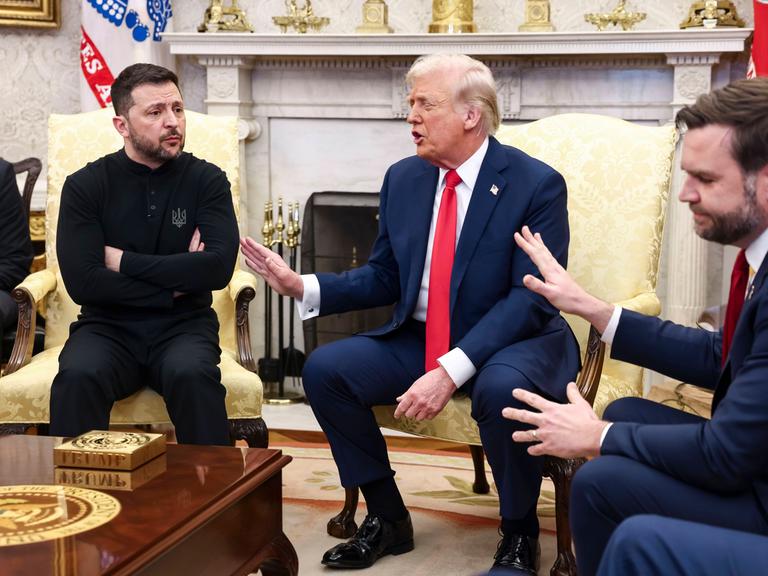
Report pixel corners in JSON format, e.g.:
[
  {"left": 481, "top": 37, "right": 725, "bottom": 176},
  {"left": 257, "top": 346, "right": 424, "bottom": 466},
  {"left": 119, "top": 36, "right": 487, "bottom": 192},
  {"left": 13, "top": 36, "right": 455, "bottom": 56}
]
[{"left": 49, "top": 63, "right": 238, "bottom": 445}]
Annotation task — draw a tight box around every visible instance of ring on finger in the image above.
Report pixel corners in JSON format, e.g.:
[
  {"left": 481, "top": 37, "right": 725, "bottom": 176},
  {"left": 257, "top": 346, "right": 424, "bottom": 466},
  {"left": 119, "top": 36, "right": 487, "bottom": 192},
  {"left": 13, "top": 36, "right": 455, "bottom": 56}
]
[{"left": 531, "top": 429, "right": 538, "bottom": 441}]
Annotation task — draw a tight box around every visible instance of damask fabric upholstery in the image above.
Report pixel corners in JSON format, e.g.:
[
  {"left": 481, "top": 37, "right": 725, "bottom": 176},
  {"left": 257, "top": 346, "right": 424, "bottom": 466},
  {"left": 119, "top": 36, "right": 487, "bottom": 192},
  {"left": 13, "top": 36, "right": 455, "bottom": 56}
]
[
  {"left": 374, "top": 113, "right": 677, "bottom": 443},
  {"left": 0, "top": 108, "right": 263, "bottom": 425}
]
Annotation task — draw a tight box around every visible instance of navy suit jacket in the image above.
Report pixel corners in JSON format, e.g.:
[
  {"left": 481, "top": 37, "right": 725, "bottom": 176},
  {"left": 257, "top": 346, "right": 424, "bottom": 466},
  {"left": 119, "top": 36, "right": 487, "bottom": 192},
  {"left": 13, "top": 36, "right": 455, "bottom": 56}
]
[
  {"left": 315, "top": 137, "right": 580, "bottom": 398},
  {"left": 604, "top": 250, "right": 768, "bottom": 511}
]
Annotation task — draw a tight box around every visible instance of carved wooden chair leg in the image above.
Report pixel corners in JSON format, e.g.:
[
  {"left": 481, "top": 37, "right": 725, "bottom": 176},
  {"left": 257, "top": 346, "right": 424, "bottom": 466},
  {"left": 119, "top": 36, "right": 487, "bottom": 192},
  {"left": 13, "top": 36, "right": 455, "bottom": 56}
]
[
  {"left": 544, "top": 455, "right": 585, "bottom": 576},
  {"left": 327, "top": 486, "right": 359, "bottom": 538},
  {"left": 229, "top": 417, "right": 269, "bottom": 448},
  {"left": 469, "top": 444, "right": 490, "bottom": 494}
]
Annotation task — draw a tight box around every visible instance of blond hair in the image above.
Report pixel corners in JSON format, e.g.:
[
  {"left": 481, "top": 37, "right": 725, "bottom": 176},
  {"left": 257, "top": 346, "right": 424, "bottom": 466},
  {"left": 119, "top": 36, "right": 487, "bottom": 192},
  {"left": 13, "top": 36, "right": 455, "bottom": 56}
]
[{"left": 406, "top": 53, "right": 500, "bottom": 135}]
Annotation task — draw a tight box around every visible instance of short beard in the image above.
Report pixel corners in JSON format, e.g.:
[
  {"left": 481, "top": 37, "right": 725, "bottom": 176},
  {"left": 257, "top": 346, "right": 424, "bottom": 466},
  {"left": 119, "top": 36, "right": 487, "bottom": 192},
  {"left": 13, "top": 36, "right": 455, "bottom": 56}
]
[
  {"left": 698, "top": 174, "right": 764, "bottom": 245},
  {"left": 127, "top": 124, "right": 184, "bottom": 165}
]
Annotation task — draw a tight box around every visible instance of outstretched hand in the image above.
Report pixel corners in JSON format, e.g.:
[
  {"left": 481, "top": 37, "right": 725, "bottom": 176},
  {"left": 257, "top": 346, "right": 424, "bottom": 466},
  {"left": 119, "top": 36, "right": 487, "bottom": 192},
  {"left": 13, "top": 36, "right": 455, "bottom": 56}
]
[
  {"left": 240, "top": 236, "right": 303, "bottom": 299},
  {"left": 514, "top": 225, "right": 613, "bottom": 333},
  {"left": 502, "top": 382, "right": 606, "bottom": 459}
]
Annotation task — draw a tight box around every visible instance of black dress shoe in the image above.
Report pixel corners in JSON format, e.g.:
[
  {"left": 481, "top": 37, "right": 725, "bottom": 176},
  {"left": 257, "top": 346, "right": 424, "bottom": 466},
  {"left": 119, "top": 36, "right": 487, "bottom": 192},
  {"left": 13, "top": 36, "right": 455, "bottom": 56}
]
[
  {"left": 321, "top": 512, "right": 414, "bottom": 569},
  {"left": 490, "top": 532, "right": 540, "bottom": 575}
]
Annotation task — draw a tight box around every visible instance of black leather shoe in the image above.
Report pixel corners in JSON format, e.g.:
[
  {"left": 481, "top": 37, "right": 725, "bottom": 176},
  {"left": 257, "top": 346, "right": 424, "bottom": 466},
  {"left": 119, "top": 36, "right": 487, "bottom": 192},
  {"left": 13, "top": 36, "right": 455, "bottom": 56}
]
[
  {"left": 321, "top": 512, "right": 414, "bottom": 569},
  {"left": 490, "top": 532, "right": 540, "bottom": 575}
]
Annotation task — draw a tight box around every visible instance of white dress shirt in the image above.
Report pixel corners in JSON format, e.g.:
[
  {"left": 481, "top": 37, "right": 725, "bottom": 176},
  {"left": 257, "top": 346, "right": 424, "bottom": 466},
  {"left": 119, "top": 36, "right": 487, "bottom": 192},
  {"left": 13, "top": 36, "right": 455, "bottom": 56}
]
[
  {"left": 598, "top": 226, "right": 768, "bottom": 447},
  {"left": 296, "top": 138, "right": 490, "bottom": 388}
]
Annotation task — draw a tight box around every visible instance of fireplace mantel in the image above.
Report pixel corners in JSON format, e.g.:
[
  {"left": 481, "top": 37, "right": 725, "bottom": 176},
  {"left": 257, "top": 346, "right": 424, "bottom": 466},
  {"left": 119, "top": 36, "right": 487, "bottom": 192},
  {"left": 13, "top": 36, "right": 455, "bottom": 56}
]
[
  {"left": 166, "top": 29, "right": 749, "bottom": 57},
  {"left": 165, "top": 28, "right": 750, "bottom": 343}
]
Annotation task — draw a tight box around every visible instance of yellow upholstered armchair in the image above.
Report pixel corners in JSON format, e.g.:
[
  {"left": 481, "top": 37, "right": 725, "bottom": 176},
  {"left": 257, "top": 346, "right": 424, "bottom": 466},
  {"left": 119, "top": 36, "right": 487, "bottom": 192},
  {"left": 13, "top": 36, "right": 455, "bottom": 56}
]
[
  {"left": 0, "top": 108, "right": 267, "bottom": 448},
  {"left": 329, "top": 114, "right": 678, "bottom": 576}
]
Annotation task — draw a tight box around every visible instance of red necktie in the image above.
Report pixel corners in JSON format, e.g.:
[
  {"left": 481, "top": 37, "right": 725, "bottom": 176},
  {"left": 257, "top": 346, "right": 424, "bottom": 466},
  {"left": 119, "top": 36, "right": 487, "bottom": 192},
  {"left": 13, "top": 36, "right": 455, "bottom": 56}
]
[
  {"left": 721, "top": 249, "right": 749, "bottom": 366},
  {"left": 425, "top": 169, "right": 462, "bottom": 371}
]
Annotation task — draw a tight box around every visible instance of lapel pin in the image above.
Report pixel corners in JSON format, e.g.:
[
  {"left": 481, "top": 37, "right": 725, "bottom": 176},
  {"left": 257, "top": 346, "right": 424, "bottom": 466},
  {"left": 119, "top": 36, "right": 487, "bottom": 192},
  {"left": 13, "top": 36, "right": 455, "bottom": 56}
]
[
  {"left": 748, "top": 284, "right": 756, "bottom": 300},
  {"left": 490, "top": 184, "right": 499, "bottom": 196}
]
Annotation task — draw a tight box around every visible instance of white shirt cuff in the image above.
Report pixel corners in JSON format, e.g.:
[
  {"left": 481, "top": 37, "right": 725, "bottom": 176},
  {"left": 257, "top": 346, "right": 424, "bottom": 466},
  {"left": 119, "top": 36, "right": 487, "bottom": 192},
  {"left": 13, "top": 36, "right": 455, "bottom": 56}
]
[
  {"left": 438, "top": 347, "right": 477, "bottom": 389},
  {"left": 599, "top": 422, "right": 613, "bottom": 448},
  {"left": 601, "top": 305, "right": 623, "bottom": 345},
  {"left": 296, "top": 274, "right": 321, "bottom": 320}
]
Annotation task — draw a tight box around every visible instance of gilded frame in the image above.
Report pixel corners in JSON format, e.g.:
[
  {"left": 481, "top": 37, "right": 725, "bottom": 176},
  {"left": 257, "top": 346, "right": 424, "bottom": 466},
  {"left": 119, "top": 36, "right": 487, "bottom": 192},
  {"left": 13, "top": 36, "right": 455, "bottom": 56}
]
[{"left": 0, "top": 0, "right": 60, "bottom": 29}]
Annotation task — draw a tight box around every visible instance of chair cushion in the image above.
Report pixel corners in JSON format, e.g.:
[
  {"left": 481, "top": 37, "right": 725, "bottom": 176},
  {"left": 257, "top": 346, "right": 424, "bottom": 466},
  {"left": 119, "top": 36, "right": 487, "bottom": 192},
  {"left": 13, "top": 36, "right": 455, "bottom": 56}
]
[
  {"left": 0, "top": 348, "right": 261, "bottom": 425},
  {"left": 373, "top": 397, "right": 481, "bottom": 445}
]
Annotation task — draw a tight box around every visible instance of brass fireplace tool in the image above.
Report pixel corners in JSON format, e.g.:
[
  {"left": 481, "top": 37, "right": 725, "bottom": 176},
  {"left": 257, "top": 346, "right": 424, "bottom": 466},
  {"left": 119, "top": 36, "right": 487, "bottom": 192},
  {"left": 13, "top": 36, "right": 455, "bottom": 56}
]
[{"left": 261, "top": 199, "right": 305, "bottom": 404}]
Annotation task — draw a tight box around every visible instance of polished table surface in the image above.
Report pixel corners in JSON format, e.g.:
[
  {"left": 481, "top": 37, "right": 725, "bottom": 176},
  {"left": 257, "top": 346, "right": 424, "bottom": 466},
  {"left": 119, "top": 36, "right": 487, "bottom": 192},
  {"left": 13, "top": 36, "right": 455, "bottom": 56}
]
[{"left": 0, "top": 434, "right": 297, "bottom": 575}]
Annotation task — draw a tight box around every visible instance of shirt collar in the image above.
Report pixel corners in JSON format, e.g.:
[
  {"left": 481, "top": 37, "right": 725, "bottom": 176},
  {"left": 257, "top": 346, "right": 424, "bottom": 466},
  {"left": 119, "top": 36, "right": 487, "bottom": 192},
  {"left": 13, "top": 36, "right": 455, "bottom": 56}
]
[
  {"left": 746, "top": 226, "right": 768, "bottom": 273},
  {"left": 438, "top": 137, "right": 489, "bottom": 192}
]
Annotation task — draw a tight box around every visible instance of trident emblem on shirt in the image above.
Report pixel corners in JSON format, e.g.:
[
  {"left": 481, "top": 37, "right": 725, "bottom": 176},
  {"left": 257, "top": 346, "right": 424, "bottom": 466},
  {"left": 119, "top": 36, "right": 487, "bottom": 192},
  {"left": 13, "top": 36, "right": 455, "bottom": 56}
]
[{"left": 171, "top": 208, "right": 187, "bottom": 229}]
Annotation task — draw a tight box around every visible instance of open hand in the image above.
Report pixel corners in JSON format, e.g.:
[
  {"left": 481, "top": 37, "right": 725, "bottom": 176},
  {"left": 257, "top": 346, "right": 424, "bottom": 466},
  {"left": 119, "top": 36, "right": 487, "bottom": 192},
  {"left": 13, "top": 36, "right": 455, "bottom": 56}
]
[
  {"left": 240, "top": 236, "right": 303, "bottom": 299},
  {"left": 502, "top": 382, "right": 606, "bottom": 459}
]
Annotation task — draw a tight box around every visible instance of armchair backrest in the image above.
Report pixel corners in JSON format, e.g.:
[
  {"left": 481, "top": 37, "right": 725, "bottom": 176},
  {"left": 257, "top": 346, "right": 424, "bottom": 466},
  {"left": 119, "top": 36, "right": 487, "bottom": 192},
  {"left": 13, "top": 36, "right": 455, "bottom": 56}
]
[
  {"left": 46, "top": 108, "right": 241, "bottom": 352},
  {"left": 496, "top": 114, "right": 678, "bottom": 413}
]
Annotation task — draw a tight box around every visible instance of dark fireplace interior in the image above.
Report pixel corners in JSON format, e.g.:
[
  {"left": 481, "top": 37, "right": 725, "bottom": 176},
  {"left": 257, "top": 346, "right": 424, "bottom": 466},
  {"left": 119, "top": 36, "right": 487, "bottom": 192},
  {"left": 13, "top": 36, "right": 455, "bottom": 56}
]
[{"left": 301, "top": 192, "right": 395, "bottom": 355}]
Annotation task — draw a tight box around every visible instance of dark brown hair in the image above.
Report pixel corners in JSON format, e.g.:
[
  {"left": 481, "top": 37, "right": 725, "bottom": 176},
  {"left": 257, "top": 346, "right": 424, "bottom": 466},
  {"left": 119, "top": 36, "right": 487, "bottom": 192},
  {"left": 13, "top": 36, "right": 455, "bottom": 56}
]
[
  {"left": 676, "top": 78, "right": 768, "bottom": 173},
  {"left": 111, "top": 63, "right": 181, "bottom": 117}
]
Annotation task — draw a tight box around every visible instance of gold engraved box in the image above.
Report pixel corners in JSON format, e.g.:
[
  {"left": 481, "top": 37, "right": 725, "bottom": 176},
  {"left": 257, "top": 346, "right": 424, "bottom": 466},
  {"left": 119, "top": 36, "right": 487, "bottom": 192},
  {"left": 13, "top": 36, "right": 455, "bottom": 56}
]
[
  {"left": 54, "top": 431, "right": 166, "bottom": 471},
  {"left": 55, "top": 454, "right": 167, "bottom": 491}
]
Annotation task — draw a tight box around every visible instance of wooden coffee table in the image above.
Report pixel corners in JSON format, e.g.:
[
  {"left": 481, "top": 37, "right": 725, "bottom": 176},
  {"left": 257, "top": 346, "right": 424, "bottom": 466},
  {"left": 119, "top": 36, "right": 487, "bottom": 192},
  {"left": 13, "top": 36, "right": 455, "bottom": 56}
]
[{"left": 0, "top": 434, "right": 297, "bottom": 575}]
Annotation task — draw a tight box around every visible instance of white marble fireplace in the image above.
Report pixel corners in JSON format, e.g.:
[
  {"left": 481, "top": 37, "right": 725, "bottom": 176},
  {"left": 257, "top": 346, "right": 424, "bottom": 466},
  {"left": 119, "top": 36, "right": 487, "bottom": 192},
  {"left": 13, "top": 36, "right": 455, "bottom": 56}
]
[{"left": 165, "top": 29, "right": 750, "bottom": 354}]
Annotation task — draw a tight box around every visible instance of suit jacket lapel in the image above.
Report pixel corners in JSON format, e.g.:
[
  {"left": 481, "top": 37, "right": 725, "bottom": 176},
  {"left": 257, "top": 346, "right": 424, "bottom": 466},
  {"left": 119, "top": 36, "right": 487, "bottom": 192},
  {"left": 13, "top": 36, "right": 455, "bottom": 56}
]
[
  {"left": 450, "top": 138, "right": 507, "bottom": 313},
  {"left": 403, "top": 164, "right": 439, "bottom": 313}
]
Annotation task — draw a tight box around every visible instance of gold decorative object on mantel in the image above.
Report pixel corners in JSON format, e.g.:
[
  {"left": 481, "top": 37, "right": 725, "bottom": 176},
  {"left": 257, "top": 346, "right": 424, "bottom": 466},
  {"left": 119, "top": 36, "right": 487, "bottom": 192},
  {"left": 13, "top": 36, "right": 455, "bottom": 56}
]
[
  {"left": 519, "top": 0, "right": 554, "bottom": 32},
  {"left": 680, "top": 1, "right": 745, "bottom": 29},
  {"left": 198, "top": 0, "right": 253, "bottom": 33},
  {"left": 273, "top": 0, "right": 330, "bottom": 34},
  {"left": 428, "top": 0, "right": 476, "bottom": 33},
  {"left": 356, "top": 0, "right": 393, "bottom": 34},
  {"left": 585, "top": 1, "right": 646, "bottom": 31}
]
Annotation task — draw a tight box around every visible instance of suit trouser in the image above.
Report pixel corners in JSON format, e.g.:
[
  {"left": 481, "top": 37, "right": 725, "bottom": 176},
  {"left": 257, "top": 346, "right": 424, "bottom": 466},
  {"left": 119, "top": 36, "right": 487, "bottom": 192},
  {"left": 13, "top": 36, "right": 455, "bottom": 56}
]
[
  {"left": 572, "top": 398, "right": 768, "bottom": 576},
  {"left": 302, "top": 319, "right": 548, "bottom": 524},
  {"left": 596, "top": 515, "right": 768, "bottom": 576},
  {"left": 49, "top": 307, "right": 230, "bottom": 446}
]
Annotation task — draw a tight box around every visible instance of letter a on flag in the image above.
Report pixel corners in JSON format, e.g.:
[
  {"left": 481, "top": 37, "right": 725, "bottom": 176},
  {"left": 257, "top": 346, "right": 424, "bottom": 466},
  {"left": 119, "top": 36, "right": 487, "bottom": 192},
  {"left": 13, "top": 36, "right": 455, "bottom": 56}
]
[{"left": 80, "top": 0, "right": 174, "bottom": 111}]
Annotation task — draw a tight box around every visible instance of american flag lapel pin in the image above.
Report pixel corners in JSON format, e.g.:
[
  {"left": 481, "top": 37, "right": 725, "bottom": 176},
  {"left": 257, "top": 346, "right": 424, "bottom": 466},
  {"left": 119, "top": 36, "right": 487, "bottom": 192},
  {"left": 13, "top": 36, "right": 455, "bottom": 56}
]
[
  {"left": 490, "top": 184, "right": 499, "bottom": 196},
  {"left": 748, "top": 284, "right": 756, "bottom": 300}
]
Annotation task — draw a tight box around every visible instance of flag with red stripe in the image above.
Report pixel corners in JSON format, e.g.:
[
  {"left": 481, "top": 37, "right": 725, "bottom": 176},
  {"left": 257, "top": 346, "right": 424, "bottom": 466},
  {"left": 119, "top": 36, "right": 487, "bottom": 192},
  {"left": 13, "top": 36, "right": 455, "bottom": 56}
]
[
  {"left": 80, "top": 0, "right": 174, "bottom": 111},
  {"left": 749, "top": 0, "right": 768, "bottom": 78}
]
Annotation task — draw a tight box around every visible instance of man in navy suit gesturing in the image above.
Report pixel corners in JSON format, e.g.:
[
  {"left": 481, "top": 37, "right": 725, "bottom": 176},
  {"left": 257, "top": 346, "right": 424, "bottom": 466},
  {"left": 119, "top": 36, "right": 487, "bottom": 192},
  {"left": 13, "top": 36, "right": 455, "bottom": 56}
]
[
  {"left": 506, "top": 78, "right": 768, "bottom": 576},
  {"left": 242, "top": 53, "right": 579, "bottom": 573}
]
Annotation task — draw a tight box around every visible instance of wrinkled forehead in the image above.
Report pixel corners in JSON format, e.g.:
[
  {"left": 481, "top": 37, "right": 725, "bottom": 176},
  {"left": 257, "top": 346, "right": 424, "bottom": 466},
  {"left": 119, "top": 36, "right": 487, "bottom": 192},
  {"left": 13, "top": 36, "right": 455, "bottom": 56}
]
[{"left": 129, "top": 81, "right": 183, "bottom": 109}]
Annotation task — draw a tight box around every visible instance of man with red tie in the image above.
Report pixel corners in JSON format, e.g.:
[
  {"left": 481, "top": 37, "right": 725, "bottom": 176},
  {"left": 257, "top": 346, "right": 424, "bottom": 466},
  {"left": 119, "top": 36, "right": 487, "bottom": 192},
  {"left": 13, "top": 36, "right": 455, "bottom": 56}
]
[
  {"left": 505, "top": 78, "right": 768, "bottom": 576},
  {"left": 241, "top": 53, "right": 579, "bottom": 573}
]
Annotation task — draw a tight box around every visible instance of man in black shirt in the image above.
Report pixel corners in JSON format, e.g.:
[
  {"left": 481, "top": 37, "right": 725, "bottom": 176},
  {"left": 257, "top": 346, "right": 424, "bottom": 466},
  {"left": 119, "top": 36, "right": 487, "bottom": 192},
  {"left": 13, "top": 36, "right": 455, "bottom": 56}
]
[
  {"left": 50, "top": 63, "right": 238, "bottom": 445},
  {"left": 0, "top": 158, "right": 34, "bottom": 359}
]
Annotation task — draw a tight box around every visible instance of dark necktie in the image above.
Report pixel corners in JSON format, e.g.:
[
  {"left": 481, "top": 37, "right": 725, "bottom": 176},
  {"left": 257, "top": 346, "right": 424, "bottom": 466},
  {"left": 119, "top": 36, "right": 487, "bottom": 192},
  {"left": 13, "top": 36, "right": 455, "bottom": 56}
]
[
  {"left": 721, "top": 249, "right": 749, "bottom": 366},
  {"left": 425, "top": 169, "right": 462, "bottom": 372}
]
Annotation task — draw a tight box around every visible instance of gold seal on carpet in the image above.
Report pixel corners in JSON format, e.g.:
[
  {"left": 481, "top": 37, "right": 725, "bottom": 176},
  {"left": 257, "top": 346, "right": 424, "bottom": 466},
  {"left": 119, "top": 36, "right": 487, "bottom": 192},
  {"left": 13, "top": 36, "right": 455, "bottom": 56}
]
[{"left": 0, "top": 485, "right": 120, "bottom": 547}]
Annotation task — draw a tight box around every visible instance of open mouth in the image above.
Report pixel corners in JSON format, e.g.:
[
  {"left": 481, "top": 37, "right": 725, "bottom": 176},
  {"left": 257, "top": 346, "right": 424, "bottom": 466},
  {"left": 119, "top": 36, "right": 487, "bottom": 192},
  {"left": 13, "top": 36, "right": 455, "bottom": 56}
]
[{"left": 412, "top": 131, "right": 424, "bottom": 144}]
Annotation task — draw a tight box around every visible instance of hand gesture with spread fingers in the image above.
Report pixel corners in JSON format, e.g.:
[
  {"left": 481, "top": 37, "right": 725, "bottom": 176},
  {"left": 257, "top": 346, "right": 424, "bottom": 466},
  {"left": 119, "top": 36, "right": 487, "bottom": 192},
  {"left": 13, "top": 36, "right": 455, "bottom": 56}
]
[
  {"left": 514, "top": 225, "right": 613, "bottom": 333},
  {"left": 502, "top": 382, "right": 607, "bottom": 459},
  {"left": 240, "top": 236, "right": 303, "bottom": 299}
]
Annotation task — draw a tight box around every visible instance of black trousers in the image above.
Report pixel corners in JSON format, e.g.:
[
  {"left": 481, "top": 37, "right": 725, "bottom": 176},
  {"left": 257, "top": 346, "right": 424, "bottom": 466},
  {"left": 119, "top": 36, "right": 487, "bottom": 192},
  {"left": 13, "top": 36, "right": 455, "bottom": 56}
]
[{"left": 49, "top": 307, "right": 230, "bottom": 445}]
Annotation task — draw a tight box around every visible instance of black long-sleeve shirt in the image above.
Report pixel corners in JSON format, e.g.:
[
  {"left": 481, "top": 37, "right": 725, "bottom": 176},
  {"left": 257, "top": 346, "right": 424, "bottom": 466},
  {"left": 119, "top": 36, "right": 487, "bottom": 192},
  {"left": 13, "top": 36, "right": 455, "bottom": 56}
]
[
  {"left": 57, "top": 149, "right": 238, "bottom": 320},
  {"left": 0, "top": 159, "right": 33, "bottom": 292}
]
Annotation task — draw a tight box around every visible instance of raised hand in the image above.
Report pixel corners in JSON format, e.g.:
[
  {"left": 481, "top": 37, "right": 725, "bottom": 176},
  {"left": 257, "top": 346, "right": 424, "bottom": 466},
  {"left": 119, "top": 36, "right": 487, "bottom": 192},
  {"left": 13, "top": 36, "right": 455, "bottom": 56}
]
[
  {"left": 240, "top": 236, "right": 303, "bottom": 299},
  {"left": 514, "top": 225, "right": 613, "bottom": 333}
]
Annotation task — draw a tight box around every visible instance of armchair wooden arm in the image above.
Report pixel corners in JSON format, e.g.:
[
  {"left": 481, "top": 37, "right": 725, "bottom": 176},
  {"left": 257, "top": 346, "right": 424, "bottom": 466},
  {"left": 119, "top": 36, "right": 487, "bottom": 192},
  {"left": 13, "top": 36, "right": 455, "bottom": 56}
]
[
  {"left": 229, "top": 269, "right": 258, "bottom": 372},
  {"left": 4, "top": 269, "right": 56, "bottom": 376}
]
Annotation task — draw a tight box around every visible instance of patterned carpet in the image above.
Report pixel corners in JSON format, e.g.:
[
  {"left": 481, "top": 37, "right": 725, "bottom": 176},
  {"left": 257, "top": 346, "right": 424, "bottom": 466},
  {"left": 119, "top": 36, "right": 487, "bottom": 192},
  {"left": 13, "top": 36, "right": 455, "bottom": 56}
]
[{"left": 271, "top": 435, "right": 558, "bottom": 576}]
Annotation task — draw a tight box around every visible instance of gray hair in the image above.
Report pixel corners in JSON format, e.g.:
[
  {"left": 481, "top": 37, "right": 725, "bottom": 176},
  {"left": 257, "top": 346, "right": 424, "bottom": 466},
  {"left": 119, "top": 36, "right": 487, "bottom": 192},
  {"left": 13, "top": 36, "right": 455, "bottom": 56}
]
[{"left": 405, "top": 53, "right": 500, "bottom": 135}]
